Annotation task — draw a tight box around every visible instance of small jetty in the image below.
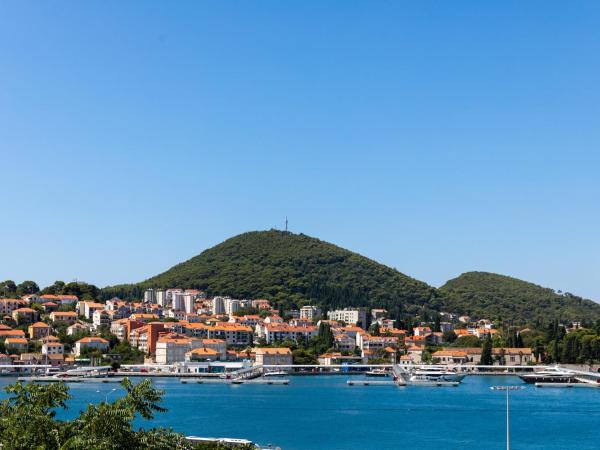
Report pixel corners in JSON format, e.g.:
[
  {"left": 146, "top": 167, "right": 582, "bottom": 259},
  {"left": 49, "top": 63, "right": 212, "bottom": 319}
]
[
  {"left": 22, "top": 376, "right": 125, "bottom": 383},
  {"left": 536, "top": 382, "right": 600, "bottom": 389},
  {"left": 347, "top": 380, "right": 397, "bottom": 386},
  {"left": 181, "top": 378, "right": 289, "bottom": 385},
  {"left": 406, "top": 380, "right": 460, "bottom": 387}
]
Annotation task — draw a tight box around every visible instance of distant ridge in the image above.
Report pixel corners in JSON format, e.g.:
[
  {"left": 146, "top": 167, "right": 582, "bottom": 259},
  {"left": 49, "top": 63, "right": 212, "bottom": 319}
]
[
  {"left": 102, "top": 230, "right": 600, "bottom": 323},
  {"left": 438, "top": 271, "right": 600, "bottom": 323}
]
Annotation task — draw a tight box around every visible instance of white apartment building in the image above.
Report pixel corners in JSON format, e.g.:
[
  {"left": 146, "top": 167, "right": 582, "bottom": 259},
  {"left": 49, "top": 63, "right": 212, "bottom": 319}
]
[
  {"left": 144, "top": 289, "right": 156, "bottom": 304},
  {"left": 166, "top": 289, "right": 183, "bottom": 302},
  {"left": 260, "top": 324, "right": 318, "bottom": 344},
  {"left": 224, "top": 298, "right": 240, "bottom": 316},
  {"left": 327, "top": 309, "right": 367, "bottom": 329},
  {"left": 155, "top": 336, "right": 202, "bottom": 364},
  {"left": 183, "top": 294, "right": 196, "bottom": 314},
  {"left": 42, "top": 342, "right": 64, "bottom": 356},
  {"left": 172, "top": 293, "right": 185, "bottom": 311},
  {"left": 212, "top": 297, "right": 225, "bottom": 315},
  {"left": 92, "top": 310, "right": 110, "bottom": 330},
  {"left": 300, "top": 305, "right": 321, "bottom": 321},
  {"left": 155, "top": 290, "right": 167, "bottom": 307}
]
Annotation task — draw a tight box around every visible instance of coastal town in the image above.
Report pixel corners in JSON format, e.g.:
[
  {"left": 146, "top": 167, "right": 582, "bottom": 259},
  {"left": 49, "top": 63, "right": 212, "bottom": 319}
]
[{"left": 0, "top": 286, "right": 570, "bottom": 376}]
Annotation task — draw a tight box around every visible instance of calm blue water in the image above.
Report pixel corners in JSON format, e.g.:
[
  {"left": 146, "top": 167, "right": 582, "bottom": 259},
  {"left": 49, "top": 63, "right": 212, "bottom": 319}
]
[{"left": 1, "top": 375, "right": 599, "bottom": 449}]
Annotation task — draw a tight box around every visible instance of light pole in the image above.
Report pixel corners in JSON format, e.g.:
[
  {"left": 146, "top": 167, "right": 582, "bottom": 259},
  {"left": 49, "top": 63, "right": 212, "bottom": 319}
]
[
  {"left": 490, "top": 385, "right": 525, "bottom": 450},
  {"left": 96, "top": 388, "right": 117, "bottom": 403}
]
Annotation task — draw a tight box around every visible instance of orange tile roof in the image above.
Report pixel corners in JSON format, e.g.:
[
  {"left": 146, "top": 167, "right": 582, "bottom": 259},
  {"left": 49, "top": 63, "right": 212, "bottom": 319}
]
[
  {"left": 433, "top": 350, "right": 468, "bottom": 357},
  {"left": 13, "top": 307, "right": 36, "bottom": 313},
  {"left": 0, "top": 330, "right": 26, "bottom": 337},
  {"left": 157, "top": 337, "right": 191, "bottom": 344},
  {"left": 253, "top": 347, "right": 292, "bottom": 355},
  {"left": 76, "top": 337, "right": 109, "bottom": 344},
  {"left": 188, "top": 348, "right": 218, "bottom": 355}
]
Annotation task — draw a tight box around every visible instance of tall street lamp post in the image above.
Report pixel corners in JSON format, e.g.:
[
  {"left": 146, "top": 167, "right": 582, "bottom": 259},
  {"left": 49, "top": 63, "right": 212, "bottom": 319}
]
[{"left": 490, "top": 385, "right": 526, "bottom": 450}]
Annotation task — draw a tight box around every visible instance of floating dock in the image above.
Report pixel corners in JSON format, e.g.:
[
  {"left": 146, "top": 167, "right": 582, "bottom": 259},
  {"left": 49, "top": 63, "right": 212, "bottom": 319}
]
[
  {"left": 181, "top": 378, "right": 289, "bottom": 385},
  {"left": 20, "top": 376, "right": 125, "bottom": 383},
  {"left": 535, "top": 382, "right": 600, "bottom": 389},
  {"left": 407, "top": 380, "right": 460, "bottom": 387},
  {"left": 347, "top": 380, "right": 397, "bottom": 386}
]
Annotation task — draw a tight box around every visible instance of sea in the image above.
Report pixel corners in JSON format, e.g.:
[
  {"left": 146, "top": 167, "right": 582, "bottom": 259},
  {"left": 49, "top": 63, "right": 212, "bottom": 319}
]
[{"left": 1, "top": 375, "right": 599, "bottom": 449}]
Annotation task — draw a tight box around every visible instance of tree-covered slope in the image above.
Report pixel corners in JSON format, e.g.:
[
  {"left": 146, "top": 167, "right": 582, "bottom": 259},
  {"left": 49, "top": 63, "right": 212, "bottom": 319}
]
[
  {"left": 438, "top": 271, "right": 600, "bottom": 323},
  {"left": 103, "top": 230, "right": 437, "bottom": 313}
]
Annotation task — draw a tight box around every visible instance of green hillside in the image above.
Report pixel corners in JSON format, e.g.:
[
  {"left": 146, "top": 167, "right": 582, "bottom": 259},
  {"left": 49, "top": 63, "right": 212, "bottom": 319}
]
[
  {"left": 438, "top": 271, "right": 600, "bottom": 323},
  {"left": 103, "top": 230, "right": 438, "bottom": 314},
  {"left": 102, "top": 231, "right": 600, "bottom": 324}
]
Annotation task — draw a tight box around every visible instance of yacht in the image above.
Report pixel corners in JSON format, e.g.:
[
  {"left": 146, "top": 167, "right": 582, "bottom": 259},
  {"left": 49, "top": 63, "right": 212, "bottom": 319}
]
[
  {"left": 409, "top": 368, "right": 464, "bottom": 383},
  {"left": 519, "top": 368, "right": 578, "bottom": 384}
]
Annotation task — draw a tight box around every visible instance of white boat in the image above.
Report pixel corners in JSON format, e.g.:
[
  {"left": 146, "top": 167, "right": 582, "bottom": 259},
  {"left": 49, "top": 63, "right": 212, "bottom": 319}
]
[
  {"left": 409, "top": 368, "right": 464, "bottom": 383},
  {"left": 365, "top": 368, "right": 389, "bottom": 377},
  {"left": 263, "top": 370, "right": 288, "bottom": 377},
  {"left": 186, "top": 436, "right": 280, "bottom": 449},
  {"left": 519, "top": 368, "right": 578, "bottom": 384}
]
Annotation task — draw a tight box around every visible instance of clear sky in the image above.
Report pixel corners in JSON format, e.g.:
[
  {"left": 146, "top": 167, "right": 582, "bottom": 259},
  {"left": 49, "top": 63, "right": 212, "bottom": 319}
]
[{"left": 1, "top": 2, "right": 599, "bottom": 300}]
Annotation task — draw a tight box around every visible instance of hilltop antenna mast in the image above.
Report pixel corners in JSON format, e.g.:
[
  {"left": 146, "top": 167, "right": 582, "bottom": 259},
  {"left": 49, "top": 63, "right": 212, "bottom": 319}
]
[{"left": 285, "top": 216, "right": 288, "bottom": 232}]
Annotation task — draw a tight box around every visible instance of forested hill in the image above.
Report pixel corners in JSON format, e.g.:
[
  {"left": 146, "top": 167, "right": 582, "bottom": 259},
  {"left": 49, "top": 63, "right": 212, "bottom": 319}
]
[
  {"left": 103, "top": 230, "right": 438, "bottom": 314},
  {"left": 438, "top": 271, "right": 600, "bottom": 323},
  {"left": 101, "top": 231, "right": 600, "bottom": 324}
]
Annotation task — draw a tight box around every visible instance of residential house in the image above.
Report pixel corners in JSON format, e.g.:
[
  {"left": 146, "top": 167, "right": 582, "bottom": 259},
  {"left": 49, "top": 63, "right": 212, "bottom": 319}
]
[
  {"left": 0, "top": 299, "right": 27, "bottom": 316},
  {"left": 42, "top": 341, "right": 64, "bottom": 356},
  {"left": 78, "top": 301, "right": 105, "bottom": 320},
  {"left": 66, "top": 322, "right": 89, "bottom": 336},
  {"left": 5, "top": 337, "right": 28, "bottom": 352},
  {"left": 432, "top": 350, "right": 469, "bottom": 365},
  {"left": 492, "top": 348, "right": 534, "bottom": 366},
  {"left": 12, "top": 307, "right": 38, "bottom": 324},
  {"left": 74, "top": 337, "right": 109, "bottom": 356},
  {"left": 50, "top": 311, "right": 78, "bottom": 325},
  {"left": 254, "top": 347, "right": 293, "bottom": 366},
  {"left": 28, "top": 322, "right": 51, "bottom": 340}
]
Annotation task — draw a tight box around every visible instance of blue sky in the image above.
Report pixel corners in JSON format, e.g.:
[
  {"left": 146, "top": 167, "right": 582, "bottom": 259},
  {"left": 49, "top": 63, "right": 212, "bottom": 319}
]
[{"left": 1, "top": 2, "right": 599, "bottom": 300}]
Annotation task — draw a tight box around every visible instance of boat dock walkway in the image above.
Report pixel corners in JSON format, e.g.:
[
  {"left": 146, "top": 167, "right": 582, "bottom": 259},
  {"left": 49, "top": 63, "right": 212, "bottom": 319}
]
[
  {"left": 347, "top": 380, "right": 398, "bottom": 386},
  {"left": 181, "top": 378, "right": 289, "bottom": 385}
]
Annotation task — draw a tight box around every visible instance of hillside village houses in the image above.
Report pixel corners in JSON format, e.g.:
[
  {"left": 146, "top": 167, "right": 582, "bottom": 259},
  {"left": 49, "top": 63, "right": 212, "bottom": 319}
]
[{"left": 0, "top": 286, "right": 545, "bottom": 372}]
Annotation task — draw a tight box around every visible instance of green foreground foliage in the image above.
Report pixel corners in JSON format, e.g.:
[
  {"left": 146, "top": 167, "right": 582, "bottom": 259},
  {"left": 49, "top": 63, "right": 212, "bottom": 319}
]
[{"left": 0, "top": 379, "right": 251, "bottom": 450}]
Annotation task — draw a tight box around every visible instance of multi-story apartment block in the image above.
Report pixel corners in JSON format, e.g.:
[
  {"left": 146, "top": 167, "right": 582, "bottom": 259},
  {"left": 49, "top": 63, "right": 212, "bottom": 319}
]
[
  {"left": 327, "top": 308, "right": 367, "bottom": 329},
  {"left": 300, "top": 305, "right": 321, "bottom": 321}
]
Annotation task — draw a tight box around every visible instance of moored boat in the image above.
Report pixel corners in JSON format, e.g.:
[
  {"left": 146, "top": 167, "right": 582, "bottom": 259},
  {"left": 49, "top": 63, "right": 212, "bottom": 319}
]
[
  {"left": 365, "top": 368, "right": 389, "bottom": 377},
  {"left": 519, "top": 368, "right": 578, "bottom": 384}
]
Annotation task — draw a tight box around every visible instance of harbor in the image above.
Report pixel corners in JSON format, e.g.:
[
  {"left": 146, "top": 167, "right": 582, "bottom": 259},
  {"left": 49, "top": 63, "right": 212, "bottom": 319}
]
[
  {"left": 1, "top": 373, "right": 598, "bottom": 450},
  {"left": 7, "top": 363, "right": 600, "bottom": 390}
]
